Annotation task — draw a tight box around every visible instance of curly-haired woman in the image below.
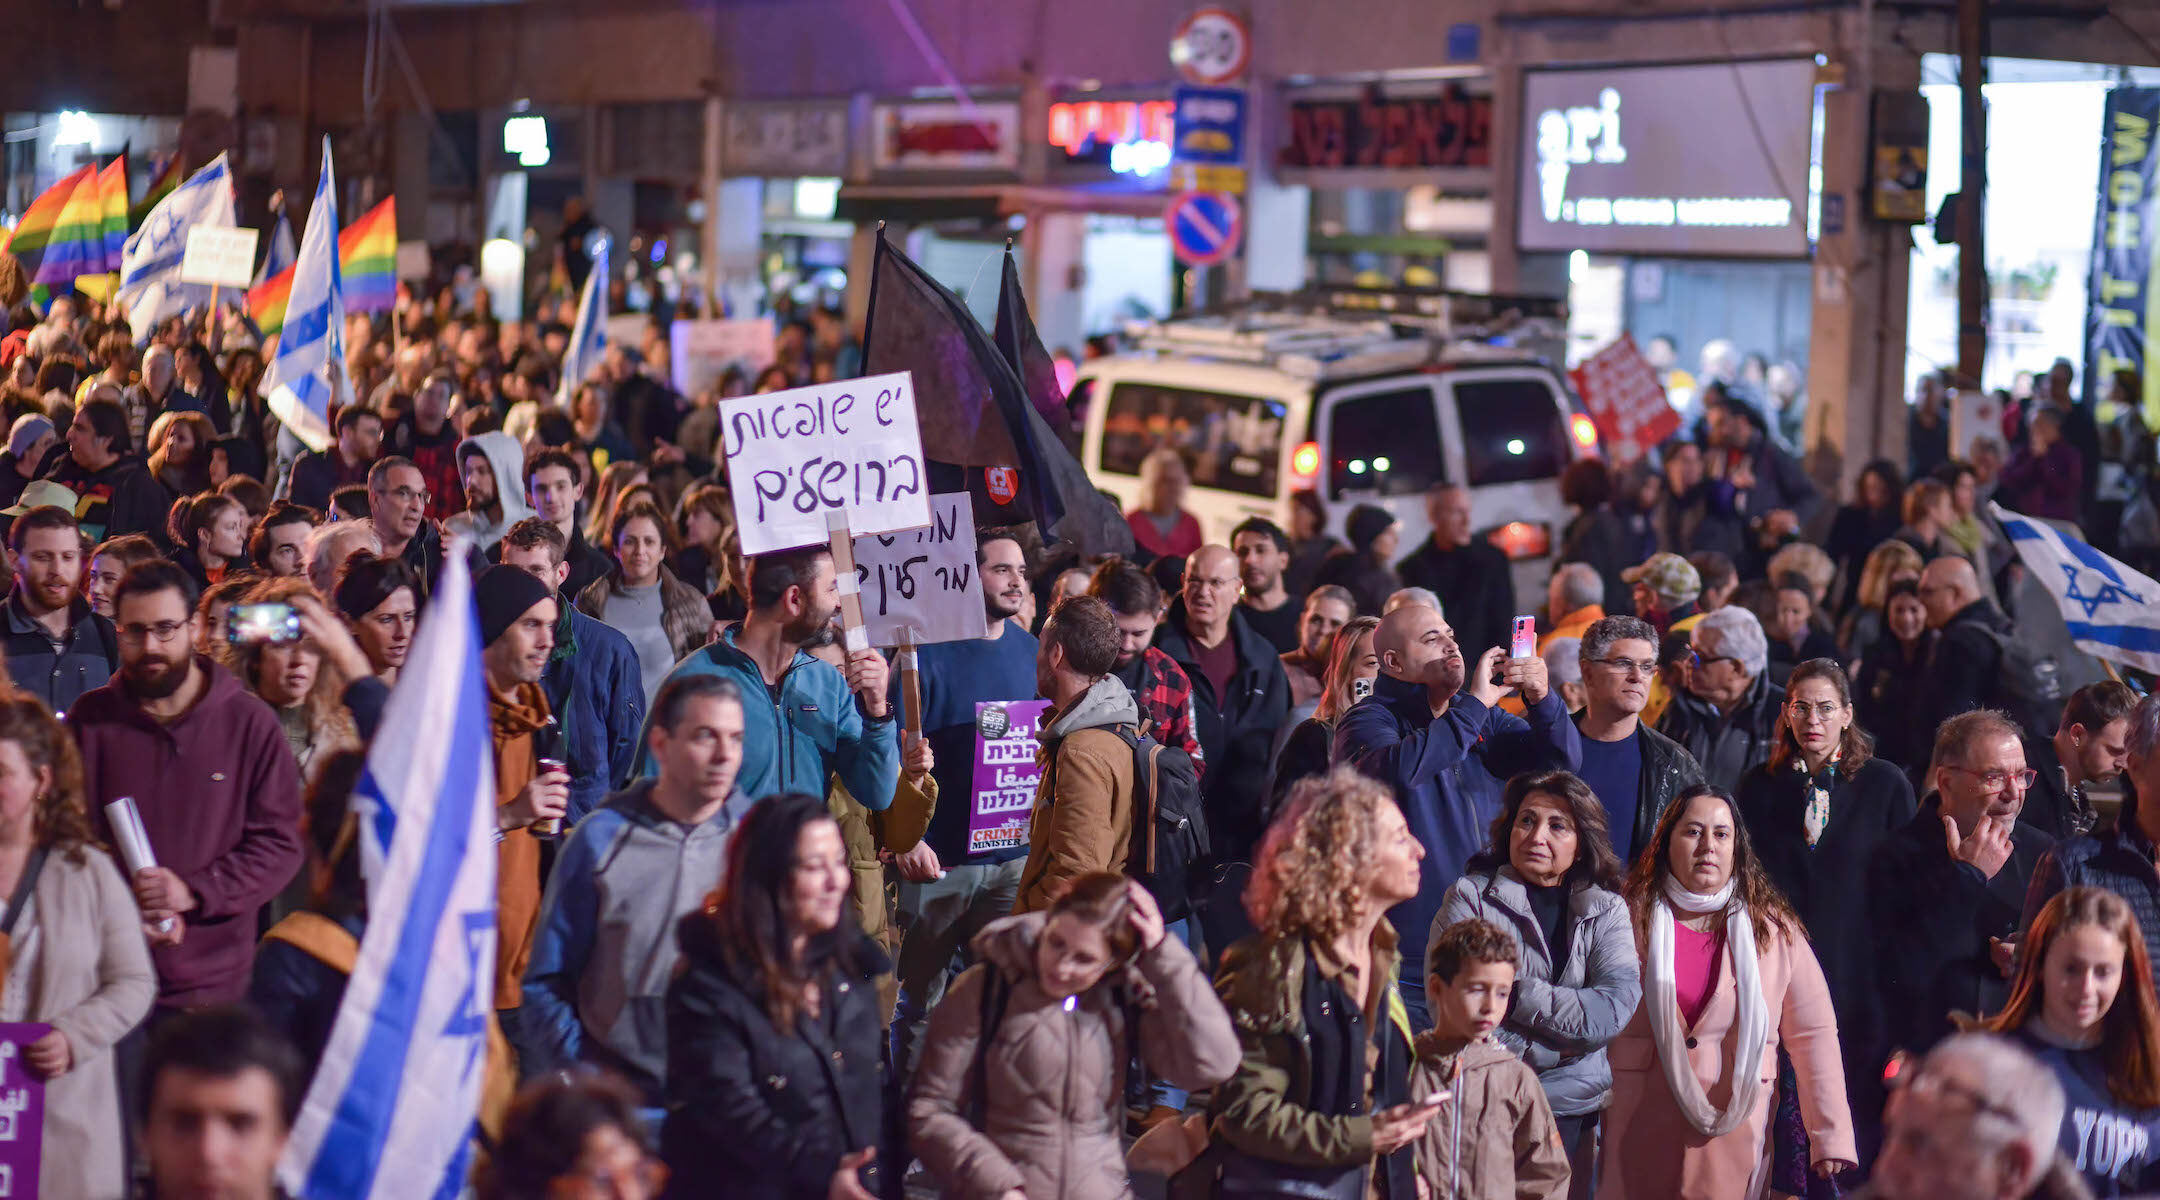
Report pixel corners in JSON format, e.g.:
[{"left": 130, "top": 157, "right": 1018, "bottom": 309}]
[
  {"left": 1196, "top": 766, "right": 1434, "bottom": 1200},
  {"left": 0, "top": 693, "right": 155, "bottom": 1200},
  {"left": 1597, "top": 784, "right": 1854, "bottom": 1198}
]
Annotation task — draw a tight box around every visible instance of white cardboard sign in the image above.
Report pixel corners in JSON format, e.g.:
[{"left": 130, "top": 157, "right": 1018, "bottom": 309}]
[
  {"left": 852, "top": 492, "right": 987, "bottom": 648},
  {"left": 671, "top": 317, "right": 778, "bottom": 399},
  {"left": 179, "top": 225, "right": 260, "bottom": 288},
  {"left": 720, "top": 371, "right": 931, "bottom": 555}
]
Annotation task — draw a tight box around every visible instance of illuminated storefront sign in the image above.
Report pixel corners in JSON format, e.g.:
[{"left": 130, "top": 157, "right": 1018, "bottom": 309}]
[{"left": 1048, "top": 99, "right": 1175, "bottom": 176}]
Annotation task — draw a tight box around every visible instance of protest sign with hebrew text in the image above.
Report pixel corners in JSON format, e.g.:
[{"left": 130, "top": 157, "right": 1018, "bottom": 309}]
[
  {"left": 852, "top": 492, "right": 988, "bottom": 647},
  {"left": 0, "top": 1023, "right": 50, "bottom": 1197},
  {"left": 720, "top": 371, "right": 931, "bottom": 555}
]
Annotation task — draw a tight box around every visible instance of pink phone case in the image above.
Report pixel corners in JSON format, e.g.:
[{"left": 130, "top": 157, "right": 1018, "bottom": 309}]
[{"left": 1511, "top": 615, "right": 1537, "bottom": 659}]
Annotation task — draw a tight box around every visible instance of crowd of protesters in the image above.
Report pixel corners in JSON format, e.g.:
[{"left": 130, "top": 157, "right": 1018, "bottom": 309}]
[{"left": 0, "top": 274, "right": 2155, "bottom": 1200}]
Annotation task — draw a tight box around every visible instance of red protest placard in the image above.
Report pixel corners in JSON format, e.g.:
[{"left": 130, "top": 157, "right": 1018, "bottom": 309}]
[{"left": 1570, "top": 334, "right": 1681, "bottom": 464}]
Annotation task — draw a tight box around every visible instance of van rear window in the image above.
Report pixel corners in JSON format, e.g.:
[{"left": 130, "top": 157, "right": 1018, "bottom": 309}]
[
  {"left": 1453, "top": 379, "right": 1568, "bottom": 486},
  {"left": 1098, "top": 382, "right": 1286, "bottom": 499}
]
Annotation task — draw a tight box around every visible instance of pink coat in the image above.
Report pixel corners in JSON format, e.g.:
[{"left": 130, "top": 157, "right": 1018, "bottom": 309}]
[{"left": 1596, "top": 917, "right": 1854, "bottom": 1200}]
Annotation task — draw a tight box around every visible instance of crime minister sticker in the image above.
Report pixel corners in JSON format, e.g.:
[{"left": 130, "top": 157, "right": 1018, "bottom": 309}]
[{"left": 968, "top": 700, "right": 1050, "bottom": 855}]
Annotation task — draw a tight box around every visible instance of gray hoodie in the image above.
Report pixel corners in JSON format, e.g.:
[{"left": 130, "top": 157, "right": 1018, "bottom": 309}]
[
  {"left": 520, "top": 779, "right": 757, "bottom": 1100},
  {"left": 443, "top": 429, "right": 536, "bottom": 549}
]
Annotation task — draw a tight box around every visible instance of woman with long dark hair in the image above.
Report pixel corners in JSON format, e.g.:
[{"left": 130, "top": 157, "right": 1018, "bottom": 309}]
[
  {"left": 1979, "top": 888, "right": 2160, "bottom": 1195},
  {"left": 1826, "top": 458, "right": 1905, "bottom": 614},
  {"left": 1852, "top": 580, "right": 1938, "bottom": 777},
  {"left": 663, "top": 791, "right": 898, "bottom": 1199},
  {"left": 1738, "top": 657, "right": 1916, "bottom": 1181},
  {"left": 1435, "top": 769, "right": 1641, "bottom": 1196},
  {"left": 1598, "top": 785, "right": 1854, "bottom": 1198}
]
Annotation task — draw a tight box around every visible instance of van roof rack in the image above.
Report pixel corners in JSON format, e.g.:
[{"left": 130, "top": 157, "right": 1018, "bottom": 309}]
[{"left": 1124, "top": 286, "right": 1567, "bottom": 380}]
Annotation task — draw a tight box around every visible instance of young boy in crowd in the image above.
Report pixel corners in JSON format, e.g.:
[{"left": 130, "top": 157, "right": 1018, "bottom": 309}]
[{"left": 1412, "top": 919, "right": 1571, "bottom": 1200}]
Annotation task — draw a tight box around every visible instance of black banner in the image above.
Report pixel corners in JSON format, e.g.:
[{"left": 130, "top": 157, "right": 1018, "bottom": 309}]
[{"left": 2086, "top": 86, "right": 2160, "bottom": 409}]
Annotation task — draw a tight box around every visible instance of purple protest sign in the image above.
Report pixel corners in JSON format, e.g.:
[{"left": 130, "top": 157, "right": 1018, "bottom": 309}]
[
  {"left": 969, "top": 699, "right": 1051, "bottom": 856},
  {"left": 0, "top": 1022, "right": 48, "bottom": 1198}
]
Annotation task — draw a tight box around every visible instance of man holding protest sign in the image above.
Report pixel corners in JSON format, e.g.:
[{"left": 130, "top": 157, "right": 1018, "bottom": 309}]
[{"left": 887, "top": 526, "right": 1042, "bottom": 1075}]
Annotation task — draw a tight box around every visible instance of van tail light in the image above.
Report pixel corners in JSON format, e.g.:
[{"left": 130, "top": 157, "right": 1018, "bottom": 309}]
[
  {"left": 1291, "top": 441, "right": 1321, "bottom": 483},
  {"left": 1487, "top": 521, "right": 1552, "bottom": 560},
  {"left": 1570, "top": 414, "right": 1600, "bottom": 453}
]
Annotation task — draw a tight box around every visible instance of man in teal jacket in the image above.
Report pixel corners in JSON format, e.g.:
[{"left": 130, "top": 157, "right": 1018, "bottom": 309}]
[{"left": 637, "top": 543, "right": 898, "bottom": 806}]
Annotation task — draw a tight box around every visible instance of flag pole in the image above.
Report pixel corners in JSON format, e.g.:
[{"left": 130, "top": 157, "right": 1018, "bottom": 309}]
[{"left": 859, "top": 222, "right": 888, "bottom": 372}]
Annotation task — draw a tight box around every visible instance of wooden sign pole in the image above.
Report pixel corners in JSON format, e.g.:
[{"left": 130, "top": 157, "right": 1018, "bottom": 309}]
[
  {"left": 826, "top": 510, "right": 870, "bottom": 654},
  {"left": 897, "top": 629, "right": 922, "bottom": 754}
]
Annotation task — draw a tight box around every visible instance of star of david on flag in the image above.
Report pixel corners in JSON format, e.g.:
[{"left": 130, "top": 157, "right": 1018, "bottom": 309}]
[{"left": 1993, "top": 502, "right": 2160, "bottom": 672}]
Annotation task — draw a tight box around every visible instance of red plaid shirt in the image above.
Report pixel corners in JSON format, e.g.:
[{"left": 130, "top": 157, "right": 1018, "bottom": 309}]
[{"left": 1123, "top": 647, "right": 1206, "bottom": 779}]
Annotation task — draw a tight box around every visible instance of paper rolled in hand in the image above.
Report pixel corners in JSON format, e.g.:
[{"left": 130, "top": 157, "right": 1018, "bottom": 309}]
[{"left": 103, "top": 797, "right": 175, "bottom": 934}]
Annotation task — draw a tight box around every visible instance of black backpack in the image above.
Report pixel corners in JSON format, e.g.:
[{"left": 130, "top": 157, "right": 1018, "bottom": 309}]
[
  {"left": 1977, "top": 625, "right": 2069, "bottom": 740},
  {"left": 1046, "top": 722, "right": 1210, "bottom": 921}
]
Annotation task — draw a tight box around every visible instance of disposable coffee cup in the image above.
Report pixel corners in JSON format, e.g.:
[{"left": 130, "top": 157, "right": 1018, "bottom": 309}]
[{"left": 534, "top": 758, "right": 567, "bottom": 837}]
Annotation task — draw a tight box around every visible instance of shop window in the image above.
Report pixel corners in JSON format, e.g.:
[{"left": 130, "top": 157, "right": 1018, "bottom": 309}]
[
  {"left": 1453, "top": 379, "right": 1568, "bottom": 486},
  {"left": 1098, "top": 382, "right": 1284, "bottom": 499},
  {"left": 1326, "top": 386, "right": 1445, "bottom": 500}
]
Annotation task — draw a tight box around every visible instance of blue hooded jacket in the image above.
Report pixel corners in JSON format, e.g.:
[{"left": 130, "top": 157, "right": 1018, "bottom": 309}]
[
  {"left": 545, "top": 605, "right": 647, "bottom": 823},
  {"left": 635, "top": 623, "right": 900, "bottom": 807},
  {"left": 1335, "top": 676, "right": 1580, "bottom": 974}
]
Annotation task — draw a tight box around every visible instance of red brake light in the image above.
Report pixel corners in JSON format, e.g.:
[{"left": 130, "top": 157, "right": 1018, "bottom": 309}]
[
  {"left": 1570, "top": 414, "right": 1600, "bottom": 451},
  {"left": 1292, "top": 441, "right": 1321, "bottom": 481},
  {"left": 1488, "top": 521, "right": 1552, "bottom": 560}
]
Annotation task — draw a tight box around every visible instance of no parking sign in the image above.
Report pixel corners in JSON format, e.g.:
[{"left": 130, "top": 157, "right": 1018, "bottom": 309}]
[{"left": 1166, "top": 190, "right": 1242, "bottom": 267}]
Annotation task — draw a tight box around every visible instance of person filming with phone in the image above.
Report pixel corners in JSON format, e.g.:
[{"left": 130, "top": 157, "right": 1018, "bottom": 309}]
[{"left": 1336, "top": 603, "right": 1580, "bottom": 1031}]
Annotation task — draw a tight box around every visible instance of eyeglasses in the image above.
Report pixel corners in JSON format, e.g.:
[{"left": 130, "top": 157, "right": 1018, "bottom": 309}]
[
  {"left": 550, "top": 1157, "right": 669, "bottom": 1199},
  {"left": 385, "top": 485, "right": 431, "bottom": 505},
  {"left": 1590, "top": 657, "right": 1658, "bottom": 678},
  {"left": 118, "top": 620, "right": 187, "bottom": 645},
  {"left": 1786, "top": 699, "right": 1846, "bottom": 722},
  {"left": 1688, "top": 650, "right": 1739, "bottom": 671},
  {"left": 1942, "top": 764, "right": 2038, "bottom": 793}
]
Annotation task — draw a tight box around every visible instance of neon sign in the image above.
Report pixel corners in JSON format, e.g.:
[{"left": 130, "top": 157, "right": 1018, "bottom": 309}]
[{"left": 1048, "top": 100, "right": 1175, "bottom": 176}]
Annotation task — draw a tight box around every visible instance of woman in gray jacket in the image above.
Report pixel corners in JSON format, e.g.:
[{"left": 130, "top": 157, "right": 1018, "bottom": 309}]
[
  {"left": 1434, "top": 769, "right": 1641, "bottom": 1200},
  {"left": 907, "top": 872, "right": 1239, "bottom": 1200}
]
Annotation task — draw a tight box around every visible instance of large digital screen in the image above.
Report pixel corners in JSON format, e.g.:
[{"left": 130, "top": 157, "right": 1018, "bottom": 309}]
[{"left": 1518, "top": 59, "right": 1817, "bottom": 258}]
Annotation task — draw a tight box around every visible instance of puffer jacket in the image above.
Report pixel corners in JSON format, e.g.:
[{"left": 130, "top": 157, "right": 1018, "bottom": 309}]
[
  {"left": 661, "top": 914, "right": 900, "bottom": 1199},
  {"left": 906, "top": 912, "right": 1239, "bottom": 1200},
  {"left": 1405, "top": 1033, "right": 1570, "bottom": 1200},
  {"left": 1433, "top": 868, "right": 1640, "bottom": 1117},
  {"left": 576, "top": 563, "right": 712, "bottom": 665},
  {"left": 1202, "top": 928, "right": 1419, "bottom": 1200},
  {"left": 1015, "top": 676, "right": 1142, "bottom": 915}
]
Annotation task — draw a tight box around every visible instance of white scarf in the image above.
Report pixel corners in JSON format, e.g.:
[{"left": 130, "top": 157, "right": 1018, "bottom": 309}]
[{"left": 1646, "top": 875, "right": 1770, "bottom": 1137}]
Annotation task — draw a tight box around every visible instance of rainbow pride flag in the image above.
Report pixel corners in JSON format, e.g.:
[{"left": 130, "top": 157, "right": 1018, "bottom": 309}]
[
  {"left": 248, "top": 195, "right": 398, "bottom": 334},
  {"left": 129, "top": 154, "right": 181, "bottom": 231},
  {"left": 97, "top": 155, "right": 129, "bottom": 274},
  {"left": 9, "top": 165, "right": 106, "bottom": 287}
]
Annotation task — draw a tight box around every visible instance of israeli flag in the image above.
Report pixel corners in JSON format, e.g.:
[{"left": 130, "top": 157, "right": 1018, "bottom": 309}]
[
  {"left": 263, "top": 138, "right": 349, "bottom": 454},
  {"left": 278, "top": 543, "right": 498, "bottom": 1199},
  {"left": 1993, "top": 502, "right": 2160, "bottom": 672},
  {"left": 556, "top": 236, "right": 608, "bottom": 405},
  {"left": 115, "top": 153, "right": 235, "bottom": 343},
  {"left": 253, "top": 208, "right": 296, "bottom": 290}
]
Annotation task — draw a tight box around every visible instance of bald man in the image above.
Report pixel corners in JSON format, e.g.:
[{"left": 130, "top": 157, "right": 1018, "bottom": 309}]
[
  {"left": 1154, "top": 544, "right": 1290, "bottom": 870},
  {"left": 1919, "top": 555, "right": 2016, "bottom": 739},
  {"left": 1335, "top": 603, "right": 1580, "bottom": 1030}
]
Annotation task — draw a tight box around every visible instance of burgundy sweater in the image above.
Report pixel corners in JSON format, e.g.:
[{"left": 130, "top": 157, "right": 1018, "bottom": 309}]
[{"left": 72, "top": 659, "right": 304, "bottom": 1008}]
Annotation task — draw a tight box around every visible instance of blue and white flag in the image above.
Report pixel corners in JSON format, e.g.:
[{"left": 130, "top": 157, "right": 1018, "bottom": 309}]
[
  {"left": 556, "top": 236, "right": 608, "bottom": 405},
  {"left": 253, "top": 208, "right": 296, "bottom": 290},
  {"left": 114, "top": 153, "right": 235, "bottom": 343},
  {"left": 263, "top": 138, "right": 349, "bottom": 454},
  {"left": 1993, "top": 502, "right": 2160, "bottom": 672},
  {"left": 278, "top": 543, "right": 498, "bottom": 1199}
]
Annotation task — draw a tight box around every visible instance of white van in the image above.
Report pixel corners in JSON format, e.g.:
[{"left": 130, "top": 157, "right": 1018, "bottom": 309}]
[{"left": 1074, "top": 295, "right": 1600, "bottom": 602}]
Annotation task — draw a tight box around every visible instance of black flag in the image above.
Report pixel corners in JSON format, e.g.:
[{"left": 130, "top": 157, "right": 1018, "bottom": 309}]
[
  {"left": 993, "top": 244, "right": 1074, "bottom": 447},
  {"left": 861, "top": 228, "right": 1131, "bottom": 558}
]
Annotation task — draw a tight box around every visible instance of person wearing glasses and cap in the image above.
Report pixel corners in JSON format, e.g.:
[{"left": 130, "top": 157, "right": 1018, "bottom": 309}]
[{"left": 1869, "top": 709, "right": 2055, "bottom": 1069}]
